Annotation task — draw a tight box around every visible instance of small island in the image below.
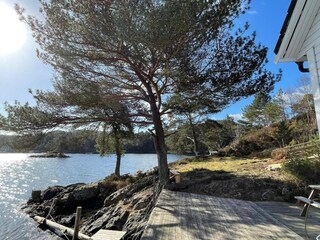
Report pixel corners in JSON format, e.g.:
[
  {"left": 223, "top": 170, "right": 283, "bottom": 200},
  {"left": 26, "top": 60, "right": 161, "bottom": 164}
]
[{"left": 29, "top": 152, "right": 70, "bottom": 158}]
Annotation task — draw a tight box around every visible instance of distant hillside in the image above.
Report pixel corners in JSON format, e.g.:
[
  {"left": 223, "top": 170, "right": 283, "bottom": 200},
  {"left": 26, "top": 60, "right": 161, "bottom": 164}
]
[{"left": 0, "top": 131, "right": 156, "bottom": 154}]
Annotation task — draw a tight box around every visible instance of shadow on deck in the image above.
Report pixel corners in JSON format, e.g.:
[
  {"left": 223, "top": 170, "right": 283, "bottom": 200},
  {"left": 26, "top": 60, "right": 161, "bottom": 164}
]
[{"left": 141, "top": 190, "right": 320, "bottom": 239}]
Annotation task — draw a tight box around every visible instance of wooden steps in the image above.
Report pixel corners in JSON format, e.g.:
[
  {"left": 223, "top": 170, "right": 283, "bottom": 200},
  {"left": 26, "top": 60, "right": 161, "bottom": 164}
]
[{"left": 92, "top": 229, "right": 126, "bottom": 240}]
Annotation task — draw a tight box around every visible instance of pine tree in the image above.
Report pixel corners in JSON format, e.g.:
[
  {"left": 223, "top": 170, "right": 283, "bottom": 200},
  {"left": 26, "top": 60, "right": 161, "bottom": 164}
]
[{"left": 8, "top": 0, "right": 280, "bottom": 185}]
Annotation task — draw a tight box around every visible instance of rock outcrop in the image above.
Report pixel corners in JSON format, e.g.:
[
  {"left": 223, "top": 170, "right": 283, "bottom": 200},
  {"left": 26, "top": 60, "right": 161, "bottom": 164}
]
[{"left": 23, "top": 173, "right": 158, "bottom": 240}]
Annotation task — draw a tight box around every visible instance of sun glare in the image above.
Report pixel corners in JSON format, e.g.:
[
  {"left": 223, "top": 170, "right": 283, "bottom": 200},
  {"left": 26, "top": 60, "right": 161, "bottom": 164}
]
[{"left": 0, "top": 2, "right": 27, "bottom": 55}]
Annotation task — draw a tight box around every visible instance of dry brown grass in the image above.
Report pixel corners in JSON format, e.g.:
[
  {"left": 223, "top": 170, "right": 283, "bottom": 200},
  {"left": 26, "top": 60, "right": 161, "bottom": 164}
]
[
  {"left": 171, "top": 156, "right": 292, "bottom": 180},
  {"left": 169, "top": 155, "right": 306, "bottom": 201}
]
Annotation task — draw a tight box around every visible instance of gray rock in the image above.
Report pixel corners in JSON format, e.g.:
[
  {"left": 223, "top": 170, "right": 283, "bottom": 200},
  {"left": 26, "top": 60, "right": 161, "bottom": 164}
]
[
  {"left": 60, "top": 213, "right": 76, "bottom": 227},
  {"left": 72, "top": 183, "right": 99, "bottom": 201},
  {"left": 261, "top": 190, "right": 276, "bottom": 201},
  {"left": 104, "top": 205, "right": 129, "bottom": 230},
  {"left": 82, "top": 204, "right": 129, "bottom": 234},
  {"left": 103, "top": 186, "right": 130, "bottom": 207},
  {"left": 123, "top": 209, "right": 145, "bottom": 230},
  {"left": 133, "top": 200, "right": 149, "bottom": 211},
  {"left": 104, "top": 176, "right": 153, "bottom": 207},
  {"left": 81, "top": 205, "right": 116, "bottom": 234},
  {"left": 42, "top": 186, "right": 64, "bottom": 201},
  {"left": 132, "top": 189, "right": 153, "bottom": 211},
  {"left": 31, "top": 190, "right": 42, "bottom": 203},
  {"left": 97, "top": 181, "right": 115, "bottom": 199},
  {"left": 122, "top": 209, "right": 150, "bottom": 240},
  {"left": 266, "top": 164, "right": 282, "bottom": 171},
  {"left": 58, "top": 193, "right": 74, "bottom": 205}
]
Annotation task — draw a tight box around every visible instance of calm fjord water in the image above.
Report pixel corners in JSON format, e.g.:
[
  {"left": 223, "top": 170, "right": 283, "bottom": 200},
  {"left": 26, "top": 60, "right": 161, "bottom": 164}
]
[{"left": 0, "top": 153, "right": 186, "bottom": 239}]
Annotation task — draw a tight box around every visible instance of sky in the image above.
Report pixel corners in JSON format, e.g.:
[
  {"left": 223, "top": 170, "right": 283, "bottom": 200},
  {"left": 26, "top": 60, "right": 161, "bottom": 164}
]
[{"left": 0, "top": 0, "right": 309, "bottom": 120}]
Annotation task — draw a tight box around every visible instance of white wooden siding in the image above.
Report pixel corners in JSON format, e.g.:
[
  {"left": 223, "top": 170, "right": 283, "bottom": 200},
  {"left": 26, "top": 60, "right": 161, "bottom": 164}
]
[
  {"left": 287, "top": 0, "right": 318, "bottom": 59},
  {"left": 275, "top": 0, "right": 308, "bottom": 63},
  {"left": 301, "top": 6, "right": 320, "bottom": 55},
  {"left": 307, "top": 47, "right": 320, "bottom": 133}
]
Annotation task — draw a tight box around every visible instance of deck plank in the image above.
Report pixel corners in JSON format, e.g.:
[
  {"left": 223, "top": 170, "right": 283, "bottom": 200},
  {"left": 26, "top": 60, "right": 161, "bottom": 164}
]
[
  {"left": 141, "top": 190, "right": 305, "bottom": 240},
  {"left": 257, "top": 201, "right": 320, "bottom": 239},
  {"left": 92, "top": 229, "right": 126, "bottom": 240}
]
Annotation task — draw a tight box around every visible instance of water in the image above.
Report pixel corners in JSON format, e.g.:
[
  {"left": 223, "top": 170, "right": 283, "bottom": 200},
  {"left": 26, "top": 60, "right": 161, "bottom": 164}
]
[{"left": 0, "top": 153, "right": 187, "bottom": 239}]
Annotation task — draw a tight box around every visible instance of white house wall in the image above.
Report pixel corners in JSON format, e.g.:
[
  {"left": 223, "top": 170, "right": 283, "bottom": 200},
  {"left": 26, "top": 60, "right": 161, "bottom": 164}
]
[
  {"left": 307, "top": 47, "right": 320, "bottom": 134},
  {"left": 301, "top": 5, "right": 320, "bottom": 136}
]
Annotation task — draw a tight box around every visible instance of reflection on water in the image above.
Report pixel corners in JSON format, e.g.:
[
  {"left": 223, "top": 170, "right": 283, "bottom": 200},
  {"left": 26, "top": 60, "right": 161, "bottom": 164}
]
[{"left": 0, "top": 153, "right": 186, "bottom": 239}]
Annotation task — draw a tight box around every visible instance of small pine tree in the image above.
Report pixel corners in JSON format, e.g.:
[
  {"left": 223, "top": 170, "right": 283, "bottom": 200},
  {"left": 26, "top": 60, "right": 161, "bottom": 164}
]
[{"left": 274, "top": 121, "right": 292, "bottom": 147}]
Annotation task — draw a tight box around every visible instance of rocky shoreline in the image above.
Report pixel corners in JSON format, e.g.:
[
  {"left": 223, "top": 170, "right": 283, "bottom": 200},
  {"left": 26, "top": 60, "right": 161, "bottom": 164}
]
[{"left": 23, "top": 171, "right": 160, "bottom": 240}]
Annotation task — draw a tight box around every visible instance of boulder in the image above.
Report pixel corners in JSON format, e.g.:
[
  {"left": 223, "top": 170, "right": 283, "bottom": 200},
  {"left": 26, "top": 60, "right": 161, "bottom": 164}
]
[
  {"left": 72, "top": 183, "right": 99, "bottom": 201},
  {"left": 97, "top": 181, "right": 116, "bottom": 199},
  {"left": 104, "top": 205, "right": 129, "bottom": 230},
  {"left": 60, "top": 214, "right": 76, "bottom": 227},
  {"left": 42, "top": 186, "right": 64, "bottom": 201},
  {"left": 266, "top": 164, "right": 282, "bottom": 171},
  {"left": 31, "top": 190, "right": 42, "bottom": 203}
]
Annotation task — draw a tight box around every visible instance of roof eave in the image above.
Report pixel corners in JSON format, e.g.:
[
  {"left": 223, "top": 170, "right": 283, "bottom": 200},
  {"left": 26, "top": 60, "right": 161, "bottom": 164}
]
[{"left": 274, "top": 0, "right": 307, "bottom": 64}]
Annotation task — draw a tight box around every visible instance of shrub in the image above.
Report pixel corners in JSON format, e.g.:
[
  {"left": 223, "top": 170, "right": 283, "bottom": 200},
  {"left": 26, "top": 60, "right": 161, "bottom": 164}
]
[
  {"left": 226, "top": 126, "right": 277, "bottom": 157},
  {"left": 250, "top": 148, "right": 274, "bottom": 158},
  {"left": 284, "top": 140, "right": 320, "bottom": 183},
  {"left": 284, "top": 157, "right": 320, "bottom": 183},
  {"left": 271, "top": 148, "right": 288, "bottom": 160}
]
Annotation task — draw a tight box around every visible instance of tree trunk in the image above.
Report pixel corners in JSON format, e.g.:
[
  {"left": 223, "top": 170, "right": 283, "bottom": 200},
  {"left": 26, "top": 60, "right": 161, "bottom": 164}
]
[
  {"left": 113, "top": 126, "right": 121, "bottom": 177},
  {"left": 187, "top": 115, "right": 199, "bottom": 156},
  {"left": 191, "top": 126, "right": 199, "bottom": 156},
  {"left": 150, "top": 101, "right": 169, "bottom": 186},
  {"left": 115, "top": 149, "right": 121, "bottom": 177}
]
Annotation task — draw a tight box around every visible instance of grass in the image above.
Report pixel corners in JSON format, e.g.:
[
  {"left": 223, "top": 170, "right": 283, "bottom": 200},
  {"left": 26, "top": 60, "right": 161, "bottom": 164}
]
[
  {"left": 169, "top": 155, "right": 307, "bottom": 201},
  {"left": 171, "top": 156, "right": 283, "bottom": 178},
  {"left": 176, "top": 157, "right": 260, "bottom": 171}
]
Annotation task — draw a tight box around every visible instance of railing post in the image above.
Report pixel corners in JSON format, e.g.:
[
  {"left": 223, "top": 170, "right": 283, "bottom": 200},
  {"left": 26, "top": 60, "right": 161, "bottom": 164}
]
[{"left": 73, "top": 206, "right": 82, "bottom": 240}]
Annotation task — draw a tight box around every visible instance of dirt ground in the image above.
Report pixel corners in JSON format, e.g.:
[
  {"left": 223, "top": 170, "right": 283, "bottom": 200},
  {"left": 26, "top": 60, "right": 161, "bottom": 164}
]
[{"left": 169, "top": 156, "right": 308, "bottom": 202}]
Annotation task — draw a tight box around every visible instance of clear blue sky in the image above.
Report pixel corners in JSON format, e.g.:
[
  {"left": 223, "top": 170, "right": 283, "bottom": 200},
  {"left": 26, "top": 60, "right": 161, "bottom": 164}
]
[{"left": 0, "top": 0, "right": 308, "bottom": 119}]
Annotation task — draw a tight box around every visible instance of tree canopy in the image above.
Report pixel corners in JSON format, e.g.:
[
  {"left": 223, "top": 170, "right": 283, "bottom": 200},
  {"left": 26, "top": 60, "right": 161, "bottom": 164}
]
[{"left": 5, "top": 0, "right": 281, "bottom": 185}]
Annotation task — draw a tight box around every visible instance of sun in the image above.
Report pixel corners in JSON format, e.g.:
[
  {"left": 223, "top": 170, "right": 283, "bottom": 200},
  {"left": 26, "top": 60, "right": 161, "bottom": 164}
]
[{"left": 0, "top": 2, "right": 27, "bottom": 56}]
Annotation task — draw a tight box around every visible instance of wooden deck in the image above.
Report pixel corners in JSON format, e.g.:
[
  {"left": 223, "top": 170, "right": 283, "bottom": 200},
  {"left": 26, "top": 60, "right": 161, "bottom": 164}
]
[
  {"left": 257, "top": 201, "right": 320, "bottom": 239},
  {"left": 141, "top": 190, "right": 320, "bottom": 239}
]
